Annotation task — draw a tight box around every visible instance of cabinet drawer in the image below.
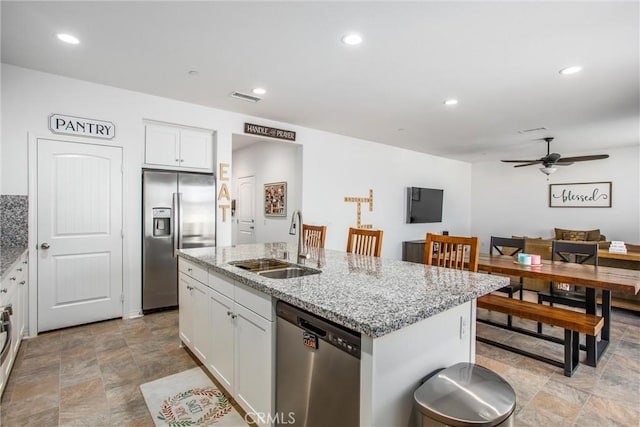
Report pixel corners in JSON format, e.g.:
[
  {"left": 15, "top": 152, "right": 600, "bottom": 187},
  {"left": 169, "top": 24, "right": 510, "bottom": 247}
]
[
  {"left": 209, "top": 271, "right": 234, "bottom": 299},
  {"left": 235, "top": 282, "right": 273, "bottom": 321},
  {"left": 179, "top": 258, "right": 208, "bottom": 284}
]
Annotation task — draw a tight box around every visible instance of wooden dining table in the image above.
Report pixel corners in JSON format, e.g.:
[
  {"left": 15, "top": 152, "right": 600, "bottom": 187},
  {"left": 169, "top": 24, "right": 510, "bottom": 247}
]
[{"left": 477, "top": 254, "right": 640, "bottom": 367}]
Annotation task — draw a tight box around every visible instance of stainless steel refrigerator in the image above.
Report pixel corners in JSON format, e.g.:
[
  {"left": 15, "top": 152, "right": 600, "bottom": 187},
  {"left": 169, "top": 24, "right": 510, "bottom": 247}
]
[{"left": 142, "top": 170, "right": 216, "bottom": 312}]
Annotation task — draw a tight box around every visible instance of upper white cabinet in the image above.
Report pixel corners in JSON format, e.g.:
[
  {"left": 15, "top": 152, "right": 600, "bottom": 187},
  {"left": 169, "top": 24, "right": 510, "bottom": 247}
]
[{"left": 145, "top": 123, "right": 213, "bottom": 172}]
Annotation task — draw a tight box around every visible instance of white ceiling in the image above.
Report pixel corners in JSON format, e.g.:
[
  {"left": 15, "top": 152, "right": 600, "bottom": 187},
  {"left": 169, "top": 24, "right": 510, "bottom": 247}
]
[{"left": 2, "top": 1, "right": 638, "bottom": 163}]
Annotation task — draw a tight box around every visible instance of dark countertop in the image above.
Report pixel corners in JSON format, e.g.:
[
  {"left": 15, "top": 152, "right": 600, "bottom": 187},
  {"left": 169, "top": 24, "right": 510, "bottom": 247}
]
[{"left": 179, "top": 243, "right": 508, "bottom": 338}]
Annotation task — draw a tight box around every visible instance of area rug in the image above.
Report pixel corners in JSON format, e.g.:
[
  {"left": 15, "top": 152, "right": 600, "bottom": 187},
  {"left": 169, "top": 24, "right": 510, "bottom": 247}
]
[{"left": 140, "top": 367, "right": 246, "bottom": 426}]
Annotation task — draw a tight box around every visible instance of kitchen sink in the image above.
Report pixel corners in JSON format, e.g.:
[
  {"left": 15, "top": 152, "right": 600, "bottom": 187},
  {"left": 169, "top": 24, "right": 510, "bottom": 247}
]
[
  {"left": 258, "top": 266, "right": 321, "bottom": 279},
  {"left": 229, "top": 258, "right": 291, "bottom": 272},
  {"left": 229, "top": 258, "right": 321, "bottom": 279}
]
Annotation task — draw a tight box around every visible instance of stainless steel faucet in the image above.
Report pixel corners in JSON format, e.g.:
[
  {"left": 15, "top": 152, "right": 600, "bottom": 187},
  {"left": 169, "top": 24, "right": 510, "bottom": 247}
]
[{"left": 289, "top": 209, "right": 309, "bottom": 264}]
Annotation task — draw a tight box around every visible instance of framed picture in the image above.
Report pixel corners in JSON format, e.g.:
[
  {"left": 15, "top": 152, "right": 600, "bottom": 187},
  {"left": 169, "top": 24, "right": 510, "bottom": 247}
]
[
  {"left": 264, "top": 182, "right": 287, "bottom": 216},
  {"left": 549, "top": 181, "right": 612, "bottom": 208}
]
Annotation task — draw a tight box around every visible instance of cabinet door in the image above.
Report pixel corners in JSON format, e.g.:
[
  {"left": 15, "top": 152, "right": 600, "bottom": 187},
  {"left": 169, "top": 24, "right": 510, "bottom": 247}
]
[
  {"left": 235, "top": 304, "right": 274, "bottom": 424},
  {"left": 145, "top": 125, "right": 180, "bottom": 167},
  {"left": 191, "top": 280, "right": 210, "bottom": 364},
  {"left": 179, "top": 129, "right": 212, "bottom": 171},
  {"left": 208, "top": 289, "right": 235, "bottom": 393},
  {"left": 178, "top": 273, "right": 194, "bottom": 348}
]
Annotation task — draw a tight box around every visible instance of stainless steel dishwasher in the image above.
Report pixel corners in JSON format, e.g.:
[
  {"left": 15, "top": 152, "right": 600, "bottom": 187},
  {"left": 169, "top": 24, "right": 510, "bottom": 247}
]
[{"left": 276, "top": 300, "right": 361, "bottom": 427}]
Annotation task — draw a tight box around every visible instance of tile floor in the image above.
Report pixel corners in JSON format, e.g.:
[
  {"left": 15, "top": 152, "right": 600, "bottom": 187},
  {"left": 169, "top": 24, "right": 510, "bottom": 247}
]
[{"left": 0, "top": 298, "right": 638, "bottom": 426}]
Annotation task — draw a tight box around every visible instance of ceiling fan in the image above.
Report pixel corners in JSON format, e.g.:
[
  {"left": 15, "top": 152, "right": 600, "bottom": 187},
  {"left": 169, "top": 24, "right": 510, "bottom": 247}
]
[{"left": 501, "top": 137, "right": 610, "bottom": 175}]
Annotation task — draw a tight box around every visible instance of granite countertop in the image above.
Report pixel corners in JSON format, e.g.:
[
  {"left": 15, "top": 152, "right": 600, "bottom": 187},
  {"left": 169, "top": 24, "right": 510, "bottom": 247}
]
[
  {"left": 179, "top": 243, "right": 508, "bottom": 338},
  {"left": 1, "top": 246, "right": 28, "bottom": 280}
]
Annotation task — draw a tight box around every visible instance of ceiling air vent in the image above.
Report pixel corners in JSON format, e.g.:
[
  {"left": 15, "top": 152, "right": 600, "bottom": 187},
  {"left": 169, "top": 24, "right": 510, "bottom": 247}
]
[{"left": 230, "top": 91, "right": 262, "bottom": 103}]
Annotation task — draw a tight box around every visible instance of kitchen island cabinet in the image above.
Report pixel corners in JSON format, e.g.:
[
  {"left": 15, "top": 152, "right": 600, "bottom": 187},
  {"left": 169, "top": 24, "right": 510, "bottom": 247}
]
[
  {"left": 178, "top": 243, "right": 507, "bottom": 427},
  {"left": 178, "top": 257, "right": 275, "bottom": 426}
]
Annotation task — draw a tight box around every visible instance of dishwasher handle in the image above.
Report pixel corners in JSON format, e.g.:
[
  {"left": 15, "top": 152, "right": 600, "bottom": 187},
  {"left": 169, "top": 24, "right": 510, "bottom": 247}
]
[{"left": 298, "top": 317, "right": 327, "bottom": 337}]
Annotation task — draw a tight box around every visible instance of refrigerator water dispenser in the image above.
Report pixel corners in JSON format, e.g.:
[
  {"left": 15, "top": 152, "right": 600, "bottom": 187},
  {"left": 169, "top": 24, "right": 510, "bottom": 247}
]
[{"left": 152, "top": 208, "right": 171, "bottom": 236}]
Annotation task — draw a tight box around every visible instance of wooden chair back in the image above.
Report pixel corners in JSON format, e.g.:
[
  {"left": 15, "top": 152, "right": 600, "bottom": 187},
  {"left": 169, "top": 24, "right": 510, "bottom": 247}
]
[
  {"left": 423, "top": 233, "right": 480, "bottom": 272},
  {"left": 346, "top": 228, "right": 383, "bottom": 257},
  {"left": 302, "top": 224, "right": 327, "bottom": 249}
]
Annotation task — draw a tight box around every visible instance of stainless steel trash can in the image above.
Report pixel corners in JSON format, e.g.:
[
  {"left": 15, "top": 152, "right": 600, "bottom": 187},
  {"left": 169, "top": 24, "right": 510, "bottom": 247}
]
[{"left": 414, "top": 362, "right": 516, "bottom": 427}]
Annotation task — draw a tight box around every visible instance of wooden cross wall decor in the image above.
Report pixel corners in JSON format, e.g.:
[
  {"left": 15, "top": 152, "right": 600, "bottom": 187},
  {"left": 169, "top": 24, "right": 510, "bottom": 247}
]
[{"left": 344, "top": 189, "right": 374, "bottom": 229}]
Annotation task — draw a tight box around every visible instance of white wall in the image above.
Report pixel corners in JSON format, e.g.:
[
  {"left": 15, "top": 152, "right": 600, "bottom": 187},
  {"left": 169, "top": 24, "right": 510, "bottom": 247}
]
[
  {"left": 231, "top": 140, "right": 302, "bottom": 244},
  {"left": 301, "top": 130, "right": 472, "bottom": 257},
  {"left": 2, "top": 64, "right": 472, "bottom": 322},
  {"left": 470, "top": 144, "right": 640, "bottom": 251}
]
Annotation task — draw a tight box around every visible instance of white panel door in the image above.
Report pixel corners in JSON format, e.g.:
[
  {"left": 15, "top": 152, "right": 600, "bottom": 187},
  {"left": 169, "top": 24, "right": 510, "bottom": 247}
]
[
  {"left": 237, "top": 176, "right": 256, "bottom": 244},
  {"left": 37, "top": 139, "right": 123, "bottom": 332}
]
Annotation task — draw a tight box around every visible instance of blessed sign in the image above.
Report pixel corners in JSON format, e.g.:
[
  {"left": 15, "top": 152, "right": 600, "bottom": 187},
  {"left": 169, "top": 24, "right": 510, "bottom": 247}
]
[
  {"left": 48, "top": 114, "right": 115, "bottom": 140},
  {"left": 549, "top": 182, "right": 612, "bottom": 208},
  {"left": 244, "top": 123, "right": 296, "bottom": 141}
]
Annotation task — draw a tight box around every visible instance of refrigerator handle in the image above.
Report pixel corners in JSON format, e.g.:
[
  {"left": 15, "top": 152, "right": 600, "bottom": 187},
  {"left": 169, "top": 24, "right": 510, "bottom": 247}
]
[
  {"left": 177, "top": 192, "right": 184, "bottom": 250},
  {"left": 172, "top": 192, "right": 179, "bottom": 257}
]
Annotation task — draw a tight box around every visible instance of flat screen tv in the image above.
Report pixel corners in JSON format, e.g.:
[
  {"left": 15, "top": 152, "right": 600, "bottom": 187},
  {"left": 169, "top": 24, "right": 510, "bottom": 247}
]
[{"left": 406, "top": 187, "right": 444, "bottom": 223}]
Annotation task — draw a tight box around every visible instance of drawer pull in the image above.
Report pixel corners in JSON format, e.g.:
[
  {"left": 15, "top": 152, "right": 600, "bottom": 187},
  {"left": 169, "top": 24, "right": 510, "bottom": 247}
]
[
  {"left": 19, "top": 281, "right": 26, "bottom": 285},
  {"left": 9, "top": 277, "right": 16, "bottom": 281},
  {"left": 0, "top": 289, "right": 7, "bottom": 294}
]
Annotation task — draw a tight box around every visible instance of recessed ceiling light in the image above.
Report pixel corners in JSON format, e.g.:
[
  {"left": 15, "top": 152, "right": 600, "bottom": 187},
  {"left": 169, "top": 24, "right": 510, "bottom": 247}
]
[
  {"left": 559, "top": 66, "right": 582, "bottom": 75},
  {"left": 252, "top": 87, "right": 267, "bottom": 95},
  {"left": 443, "top": 99, "right": 459, "bottom": 106},
  {"left": 188, "top": 70, "right": 199, "bottom": 76},
  {"left": 56, "top": 33, "right": 80, "bottom": 44},
  {"left": 341, "top": 33, "right": 363, "bottom": 45}
]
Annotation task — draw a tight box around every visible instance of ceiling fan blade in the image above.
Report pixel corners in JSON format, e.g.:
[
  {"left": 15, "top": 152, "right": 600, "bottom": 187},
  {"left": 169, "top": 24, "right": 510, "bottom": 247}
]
[
  {"left": 501, "top": 159, "right": 539, "bottom": 163},
  {"left": 557, "top": 154, "right": 609, "bottom": 163},
  {"left": 513, "top": 161, "right": 542, "bottom": 167}
]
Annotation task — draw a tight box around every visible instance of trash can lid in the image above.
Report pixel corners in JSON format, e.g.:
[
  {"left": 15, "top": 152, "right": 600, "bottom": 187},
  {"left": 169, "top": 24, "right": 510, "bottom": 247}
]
[{"left": 414, "top": 362, "right": 516, "bottom": 427}]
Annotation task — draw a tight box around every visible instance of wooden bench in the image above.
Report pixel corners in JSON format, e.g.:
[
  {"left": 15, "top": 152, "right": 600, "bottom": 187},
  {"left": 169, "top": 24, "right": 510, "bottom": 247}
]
[{"left": 476, "top": 294, "right": 604, "bottom": 377}]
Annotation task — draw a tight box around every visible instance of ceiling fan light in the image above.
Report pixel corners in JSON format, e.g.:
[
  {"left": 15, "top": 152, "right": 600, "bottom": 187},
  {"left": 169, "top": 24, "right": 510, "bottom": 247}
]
[{"left": 539, "top": 166, "right": 557, "bottom": 176}]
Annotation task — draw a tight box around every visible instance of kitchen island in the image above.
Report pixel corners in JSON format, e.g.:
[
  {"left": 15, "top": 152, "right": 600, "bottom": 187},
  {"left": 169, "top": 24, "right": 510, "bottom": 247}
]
[{"left": 178, "top": 243, "right": 508, "bottom": 427}]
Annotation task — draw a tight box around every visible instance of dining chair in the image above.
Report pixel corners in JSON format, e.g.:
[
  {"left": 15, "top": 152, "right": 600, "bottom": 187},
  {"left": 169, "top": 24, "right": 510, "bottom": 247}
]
[
  {"left": 537, "top": 240, "right": 599, "bottom": 333},
  {"left": 346, "top": 227, "right": 383, "bottom": 257},
  {"left": 489, "top": 236, "right": 526, "bottom": 327},
  {"left": 423, "top": 233, "right": 480, "bottom": 272},
  {"left": 302, "top": 224, "right": 327, "bottom": 249},
  {"left": 489, "top": 236, "right": 525, "bottom": 300}
]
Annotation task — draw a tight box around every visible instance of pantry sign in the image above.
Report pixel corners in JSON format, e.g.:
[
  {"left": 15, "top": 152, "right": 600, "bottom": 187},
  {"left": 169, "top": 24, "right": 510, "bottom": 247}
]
[{"left": 48, "top": 113, "right": 115, "bottom": 140}]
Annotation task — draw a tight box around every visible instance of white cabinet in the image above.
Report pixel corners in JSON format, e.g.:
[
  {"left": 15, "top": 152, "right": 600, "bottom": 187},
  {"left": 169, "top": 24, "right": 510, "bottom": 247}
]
[
  {"left": 178, "top": 259, "right": 211, "bottom": 364},
  {"left": 177, "top": 257, "right": 275, "bottom": 426},
  {"left": 208, "top": 271, "right": 275, "bottom": 427},
  {"left": 0, "top": 251, "right": 28, "bottom": 397},
  {"left": 208, "top": 288, "right": 234, "bottom": 391},
  {"left": 145, "top": 123, "right": 213, "bottom": 171},
  {"left": 234, "top": 303, "right": 273, "bottom": 419}
]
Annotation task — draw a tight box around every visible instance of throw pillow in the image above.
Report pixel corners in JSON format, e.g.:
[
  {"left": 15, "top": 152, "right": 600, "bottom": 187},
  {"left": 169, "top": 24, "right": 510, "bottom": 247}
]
[
  {"left": 562, "top": 231, "right": 588, "bottom": 241},
  {"left": 554, "top": 228, "right": 601, "bottom": 241}
]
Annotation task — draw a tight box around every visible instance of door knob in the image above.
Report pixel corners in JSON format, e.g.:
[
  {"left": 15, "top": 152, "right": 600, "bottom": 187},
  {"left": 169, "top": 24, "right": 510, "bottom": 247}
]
[{"left": 41, "top": 243, "right": 50, "bottom": 249}]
